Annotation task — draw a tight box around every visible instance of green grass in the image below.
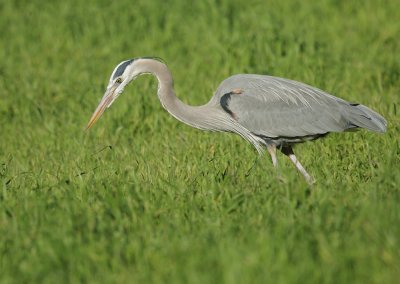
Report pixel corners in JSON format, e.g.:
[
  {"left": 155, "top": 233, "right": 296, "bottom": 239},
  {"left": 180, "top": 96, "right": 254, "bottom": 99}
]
[{"left": 1, "top": 0, "right": 400, "bottom": 283}]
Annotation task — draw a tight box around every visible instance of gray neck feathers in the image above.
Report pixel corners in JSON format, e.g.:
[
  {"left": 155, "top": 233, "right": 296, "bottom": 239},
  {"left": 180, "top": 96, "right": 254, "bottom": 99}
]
[{"left": 133, "top": 59, "right": 221, "bottom": 131}]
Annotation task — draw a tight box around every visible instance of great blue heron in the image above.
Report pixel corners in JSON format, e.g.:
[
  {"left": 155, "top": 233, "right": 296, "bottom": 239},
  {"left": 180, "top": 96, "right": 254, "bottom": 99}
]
[{"left": 86, "top": 57, "right": 387, "bottom": 182}]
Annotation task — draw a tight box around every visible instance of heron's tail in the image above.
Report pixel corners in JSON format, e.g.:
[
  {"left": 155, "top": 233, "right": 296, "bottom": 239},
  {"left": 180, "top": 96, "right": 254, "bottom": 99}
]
[{"left": 347, "top": 103, "right": 387, "bottom": 133}]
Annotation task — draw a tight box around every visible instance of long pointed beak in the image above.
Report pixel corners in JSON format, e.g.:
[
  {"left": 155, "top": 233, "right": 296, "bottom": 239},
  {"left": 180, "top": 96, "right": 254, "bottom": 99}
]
[{"left": 86, "top": 86, "right": 117, "bottom": 131}]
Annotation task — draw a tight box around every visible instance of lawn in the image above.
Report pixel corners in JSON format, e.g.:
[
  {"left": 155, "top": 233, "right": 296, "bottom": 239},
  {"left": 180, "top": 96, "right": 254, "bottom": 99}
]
[{"left": 1, "top": 0, "right": 399, "bottom": 283}]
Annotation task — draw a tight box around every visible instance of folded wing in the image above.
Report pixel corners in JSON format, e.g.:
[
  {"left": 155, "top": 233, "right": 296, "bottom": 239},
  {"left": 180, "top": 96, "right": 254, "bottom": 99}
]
[{"left": 216, "top": 74, "right": 387, "bottom": 139}]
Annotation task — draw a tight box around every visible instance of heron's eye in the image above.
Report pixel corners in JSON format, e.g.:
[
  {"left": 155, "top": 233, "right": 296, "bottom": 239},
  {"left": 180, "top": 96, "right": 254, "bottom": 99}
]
[{"left": 115, "top": 78, "right": 122, "bottom": 84}]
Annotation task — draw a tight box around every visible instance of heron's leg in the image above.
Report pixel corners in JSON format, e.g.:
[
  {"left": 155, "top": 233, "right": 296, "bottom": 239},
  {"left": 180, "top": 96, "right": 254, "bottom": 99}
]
[
  {"left": 266, "top": 144, "right": 278, "bottom": 168},
  {"left": 266, "top": 143, "right": 286, "bottom": 182},
  {"left": 281, "top": 146, "right": 313, "bottom": 183}
]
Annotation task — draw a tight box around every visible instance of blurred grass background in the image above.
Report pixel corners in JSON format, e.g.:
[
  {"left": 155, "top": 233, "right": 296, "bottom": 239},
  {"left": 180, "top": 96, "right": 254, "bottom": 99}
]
[{"left": 1, "top": 0, "right": 400, "bottom": 283}]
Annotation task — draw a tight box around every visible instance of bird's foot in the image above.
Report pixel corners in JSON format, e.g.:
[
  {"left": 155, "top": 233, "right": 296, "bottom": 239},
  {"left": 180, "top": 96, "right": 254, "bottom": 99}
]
[{"left": 305, "top": 176, "right": 316, "bottom": 185}]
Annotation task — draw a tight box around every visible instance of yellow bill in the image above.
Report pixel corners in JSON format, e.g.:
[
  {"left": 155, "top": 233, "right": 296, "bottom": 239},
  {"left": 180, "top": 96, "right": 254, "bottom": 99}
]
[{"left": 86, "top": 86, "right": 117, "bottom": 131}]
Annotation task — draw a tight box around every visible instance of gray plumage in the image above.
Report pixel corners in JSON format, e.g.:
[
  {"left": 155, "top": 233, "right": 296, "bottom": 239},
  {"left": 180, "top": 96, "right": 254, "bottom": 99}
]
[
  {"left": 87, "top": 57, "right": 387, "bottom": 182},
  {"left": 215, "top": 74, "right": 386, "bottom": 145}
]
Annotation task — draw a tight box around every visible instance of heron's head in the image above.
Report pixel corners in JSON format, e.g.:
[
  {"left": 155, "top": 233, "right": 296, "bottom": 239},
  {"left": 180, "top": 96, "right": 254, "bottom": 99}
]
[
  {"left": 86, "top": 58, "right": 141, "bottom": 130},
  {"left": 86, "top": 57, "right": 166, "bottom": 130}
]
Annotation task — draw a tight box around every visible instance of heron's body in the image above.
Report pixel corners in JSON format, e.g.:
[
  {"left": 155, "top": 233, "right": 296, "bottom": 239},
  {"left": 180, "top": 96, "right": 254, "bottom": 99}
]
[
  {"left": 87, "top": 58, "right": 387, "bottom": 182},
  {"left": 214, "top": 74, "right": 386, "bottom": 145}
]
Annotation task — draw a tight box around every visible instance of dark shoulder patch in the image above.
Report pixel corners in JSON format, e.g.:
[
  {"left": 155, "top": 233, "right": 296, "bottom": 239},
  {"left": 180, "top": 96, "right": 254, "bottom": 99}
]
[
  {"left": 220, "top": 90, "right": 244, "bottom": 119},
  {"left": 113, "top": 59, "right": 134, "bottom": 79}
]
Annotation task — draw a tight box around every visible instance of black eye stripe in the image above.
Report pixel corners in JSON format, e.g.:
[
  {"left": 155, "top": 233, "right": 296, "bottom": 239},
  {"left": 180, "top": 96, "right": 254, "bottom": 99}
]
[{"left": 112, "top": 59, "right": 134, "bottom": 80}]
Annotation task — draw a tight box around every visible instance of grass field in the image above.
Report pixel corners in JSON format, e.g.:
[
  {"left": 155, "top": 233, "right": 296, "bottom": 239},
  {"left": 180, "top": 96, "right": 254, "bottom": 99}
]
[{"left": 1, "top": 0, "right": 400, "bottom": 283}]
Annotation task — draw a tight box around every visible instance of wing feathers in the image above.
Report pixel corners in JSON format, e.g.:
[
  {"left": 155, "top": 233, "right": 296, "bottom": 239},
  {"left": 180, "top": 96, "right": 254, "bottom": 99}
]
[{"left": 216, "top": 74, "right": 387, "bottom": 138}]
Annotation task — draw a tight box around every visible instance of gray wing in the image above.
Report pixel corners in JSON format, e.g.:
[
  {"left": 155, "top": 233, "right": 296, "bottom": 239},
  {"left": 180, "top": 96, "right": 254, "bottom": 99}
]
[{"left": 214, "top": 74, "right": 387, "bottom": 138}]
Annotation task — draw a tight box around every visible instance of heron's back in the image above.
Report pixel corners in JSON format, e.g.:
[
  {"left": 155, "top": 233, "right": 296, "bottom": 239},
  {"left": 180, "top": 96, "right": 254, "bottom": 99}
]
[{"left": 213, "top": 74, "right": 387, "bottom": 145}]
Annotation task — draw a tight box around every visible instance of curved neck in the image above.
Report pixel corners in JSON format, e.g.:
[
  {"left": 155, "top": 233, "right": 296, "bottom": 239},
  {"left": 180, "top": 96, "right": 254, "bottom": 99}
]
[{"left": 132, "top": 59, "right": 219, "bottom": 131}]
